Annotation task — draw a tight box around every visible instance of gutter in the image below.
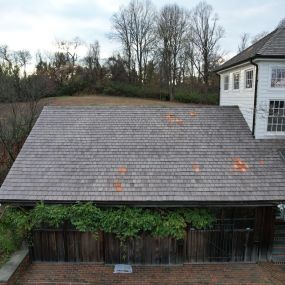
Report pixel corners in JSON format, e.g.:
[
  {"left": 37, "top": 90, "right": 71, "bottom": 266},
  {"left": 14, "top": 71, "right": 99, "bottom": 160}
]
[
  {"left": 250, "top": 58, "right": 259, "bottom": 137},
  {"left": 217, "top": 73, "right": 221, "bottom": 105},
  {"left": 0, "top": 200, "right": 281, "bottom": 208}
]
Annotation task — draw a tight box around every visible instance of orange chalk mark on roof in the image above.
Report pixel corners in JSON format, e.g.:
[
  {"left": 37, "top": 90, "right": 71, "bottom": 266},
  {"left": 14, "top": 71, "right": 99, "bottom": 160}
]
[
  {"left": 232, "top": 157, "right": 249, "bottom": 172},
  {"left": 175, "top": 118, "right": 184, "bottom": 125},
  {"left": 189, "top": 111, "right": 198, "bottom": 117},
  {"left": 166, "top": 113, "right": 175, "bottom": 123},
  {"left": 165, "top": 113, "right": 183, "bottom": 126},
  {"left": 192, "top": 163, "right": 200, "bottom": 173},
  {"left": 118, "top": 166, "right": 128, "bottom": 174},
  {"left": 259, "top": 160, "right": 265, "bottom": 166},
  {"left": 113, "top": 181, "right": 123, "bottom": 192}
]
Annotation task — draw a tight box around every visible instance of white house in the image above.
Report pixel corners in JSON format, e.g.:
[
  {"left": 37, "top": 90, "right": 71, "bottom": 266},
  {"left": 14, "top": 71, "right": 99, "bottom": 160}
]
[{"left": 216, "top": 26, "right": 285, "bottom": 139}]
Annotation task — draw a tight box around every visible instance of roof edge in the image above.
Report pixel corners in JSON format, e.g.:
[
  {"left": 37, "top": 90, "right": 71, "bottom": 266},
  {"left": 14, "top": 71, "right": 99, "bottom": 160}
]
[
  {"left": 42, "top": 105, "right": 241, "bottom": 110},
  {"left": 0, "top": 199, "right": 280, "bottom": 207},
  {"left": 216, "top": 55, "right": 285, "bottom": 73},
  {"left": 215, "top": 28, "right": 280, "bottom": 73},
  {"left": 215, "top": 59, "right": 252, "bottom": 73}
]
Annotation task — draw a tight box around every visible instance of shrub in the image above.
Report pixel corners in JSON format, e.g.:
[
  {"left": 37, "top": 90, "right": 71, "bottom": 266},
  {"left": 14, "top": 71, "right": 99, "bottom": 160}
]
[
  {"left": 101, "top": 81, "right": 218, "bottom": 104},
  {"left": 103, "top": 85, "right": 117, "bottom": 96},
  {"left": 56, "top": 76, "right": 88, "bottom": 97},
  {"left": 102, "top": 82, "right": 170, "bottom": 101},
  {"left": 175, "top": 89, "right": 219, "bottom": 105},
  {"left": 93, "top": 84, "right": 105, "bottom": 94},
  {"left": 0, "top": 205, "right": 29, "bottom": 259}
]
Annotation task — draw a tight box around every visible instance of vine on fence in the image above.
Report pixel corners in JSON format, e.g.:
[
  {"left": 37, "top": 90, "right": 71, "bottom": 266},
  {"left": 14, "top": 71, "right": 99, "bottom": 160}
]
[{"left": 0, "top": 202, "right": 215, "bottom": 256}]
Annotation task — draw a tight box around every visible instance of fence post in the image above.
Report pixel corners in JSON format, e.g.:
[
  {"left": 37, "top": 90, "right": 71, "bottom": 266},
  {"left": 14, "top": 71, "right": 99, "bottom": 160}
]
[
  {"left": 63, "top": 222, "right": 68, "bottom": 262},
  {"left": 244, "top": 228, "right": 251, "bottom": 261}
]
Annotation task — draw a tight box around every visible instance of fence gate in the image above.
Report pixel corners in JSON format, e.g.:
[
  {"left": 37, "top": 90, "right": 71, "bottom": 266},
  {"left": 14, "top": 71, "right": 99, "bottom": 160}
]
[{"left": 185, "top": 229, "right": 254, "bottom": 262}]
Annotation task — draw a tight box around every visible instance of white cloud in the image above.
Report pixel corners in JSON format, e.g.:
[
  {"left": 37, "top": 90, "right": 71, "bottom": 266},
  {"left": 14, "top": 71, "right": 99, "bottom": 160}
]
[{"left": 0, "top": 0, "right": 284, "bottom": 67}]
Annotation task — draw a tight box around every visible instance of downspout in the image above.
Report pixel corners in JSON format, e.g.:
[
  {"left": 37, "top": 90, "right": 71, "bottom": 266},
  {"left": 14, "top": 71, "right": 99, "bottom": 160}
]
[
  {"left": 250, "top": 58, "right": 258, "bottom": 137},
  {"left": 217, "top": 73, "right": 221, "bottom": 106}
]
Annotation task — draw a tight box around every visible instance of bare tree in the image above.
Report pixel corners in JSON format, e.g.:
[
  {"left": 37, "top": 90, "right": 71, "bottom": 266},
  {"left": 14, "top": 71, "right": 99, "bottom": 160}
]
[
  {"left": 238, "top": 33, "right": 250, "bottom": 53},
  {"left": 14, "top": 50, "right": 31, "bottom": 77},
  {"left": 0, "top": 45, "right": 13, "bottom": 68},
  {"left": 129, "top": 0, "right": 156, "bottom": 83},
  {"left": 251, "top": 31, "right": 268, "bottom": 44},
  {"left": 157, "top": 4, "right": 189, "bottom": 100},
  {"left": 191, "top": 1, "right": 225, "bottom": 87},
  {"left": 0, "top": 53, "right": 50, "bottom": 185},
  {"left": 278, "top": 17, "right": 285, "bottom": 28},
  {"left": 110, "top": 0, "right": 156, "bottom": 83},
  {"left": 0, "top": 47, "right": 31, "bottom": 77},
  {"left": 56, "top": 37, "right": 82, "bottom": 77},
  {"left": 84, "top": 41, "right": 101, "bottom": 82},
  {"left": 105, "top": 54, "right": 129, "bottom": 82},
  {"left": 0, "top": 95, "right": 43, "bottom": 188},
  {"left": 110, "top": 6, "right": 134, "bottom": 82}
]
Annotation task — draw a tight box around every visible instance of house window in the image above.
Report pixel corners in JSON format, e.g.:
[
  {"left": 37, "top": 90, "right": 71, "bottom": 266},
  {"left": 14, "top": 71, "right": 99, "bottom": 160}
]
[
  {"left": 245, "top": 70, "right": 253, "bottom": 88},
  {"left": 267, "top": 100, "right": 285, "bottom": 132},
  {"left": 271, "top": 67, "right": 285, "bottom": 88},
  {"left": 233, "top": 73, "right": 240, "bottom": 90},
  {"left": 224, "top": 75, "right": 229, "bottom": 90}
]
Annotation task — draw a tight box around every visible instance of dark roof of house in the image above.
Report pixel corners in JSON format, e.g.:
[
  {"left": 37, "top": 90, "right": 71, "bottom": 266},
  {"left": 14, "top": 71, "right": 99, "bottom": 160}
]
[
  {"left": 0, "top": 106, "right": 284, "bottom": 205},
  {"left": 216, "top": 27, "right": 285, "bottom": 72}
]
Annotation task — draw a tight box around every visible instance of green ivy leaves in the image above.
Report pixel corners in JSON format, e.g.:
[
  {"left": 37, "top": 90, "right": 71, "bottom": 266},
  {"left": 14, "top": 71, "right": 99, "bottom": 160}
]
[
  {"left": 178, "top": 208, "right": 216, "bottom": 230},
  {"left": 0, "top": 205, "right": 29, "bottom": 256},
  {"left": 0, "top": 203, "right": 215, "bottom": 249}
]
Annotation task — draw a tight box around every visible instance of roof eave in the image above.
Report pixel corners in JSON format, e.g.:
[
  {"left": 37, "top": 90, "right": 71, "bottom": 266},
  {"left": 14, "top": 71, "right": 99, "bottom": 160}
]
[
  {"left": 215, "top": 58, "right": 253, "bottom": 73},
  {"left": 254, "top": 54, "right": 285, "bottom": 60},
  {"left": 216, "top": 55, "right": 285, "bottom": 73},
  {"left": 0, "top": 199, "right": 281, "bottom": 208}
]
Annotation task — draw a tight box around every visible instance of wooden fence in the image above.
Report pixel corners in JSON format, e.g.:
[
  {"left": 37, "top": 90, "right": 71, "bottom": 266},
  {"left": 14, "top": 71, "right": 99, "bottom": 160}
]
[
  {"left": 31, "top": 228, "right": 255, "bottom": 264},
  {"left": 32, "top": 230, "right": 104, "bottom": 262}
]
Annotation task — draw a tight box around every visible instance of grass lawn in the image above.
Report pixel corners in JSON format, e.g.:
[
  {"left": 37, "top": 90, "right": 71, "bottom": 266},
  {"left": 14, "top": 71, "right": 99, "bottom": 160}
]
[
  {"left": 43, "top": 93, "right": 190, "bottom": 107},
  {"left": 0, "top": 93, "right": 193, "bottom": 119}
]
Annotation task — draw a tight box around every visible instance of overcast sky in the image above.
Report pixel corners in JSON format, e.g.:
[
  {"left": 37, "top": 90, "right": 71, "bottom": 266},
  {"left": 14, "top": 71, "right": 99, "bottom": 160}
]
[{"left": 0, "top": 0, "right": 284, "bottom": 63}]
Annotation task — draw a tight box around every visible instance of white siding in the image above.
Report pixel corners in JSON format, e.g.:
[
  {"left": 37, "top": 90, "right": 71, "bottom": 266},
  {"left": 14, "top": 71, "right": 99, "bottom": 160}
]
[
  {"left": 254, "top": 60, "right": 285, "bottom": 139},
  {"left": 219, "top": 63, "right": 256, "bottom": 131}
]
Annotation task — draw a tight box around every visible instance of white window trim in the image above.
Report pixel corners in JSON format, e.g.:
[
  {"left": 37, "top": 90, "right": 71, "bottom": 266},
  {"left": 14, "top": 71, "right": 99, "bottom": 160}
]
[
  {"left": 244, "top": 69, "right": 254, "bottom": 90},
  {"left": 223, "top": 74, "right": 229, "bottom": 91},
  {"left": 265, "top": 99, "right": 285, "bottom": 135},
  {"left": 269, "top": 65, "right": 285, "bottom": 90},
  {"left": 233, "top": 72, "right": 240, "bottom": 91}
]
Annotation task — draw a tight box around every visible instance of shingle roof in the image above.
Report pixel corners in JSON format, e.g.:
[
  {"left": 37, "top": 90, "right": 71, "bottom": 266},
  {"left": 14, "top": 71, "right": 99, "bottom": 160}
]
[
  {"left": 0, "top": 106, "right": 284, "bottom": 204},
  {"left": 216, "top": 27, "right": 285, "bottom": 72}
]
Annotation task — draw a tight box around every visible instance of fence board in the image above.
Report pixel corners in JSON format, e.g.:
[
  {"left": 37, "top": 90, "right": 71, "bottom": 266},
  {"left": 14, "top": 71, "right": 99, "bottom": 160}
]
[
  {"left": 31, "top": 228, "right": 255, "bottom": 264},
  {"left": 32, "top": 229, "right": 104, "bottom": 262}
]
